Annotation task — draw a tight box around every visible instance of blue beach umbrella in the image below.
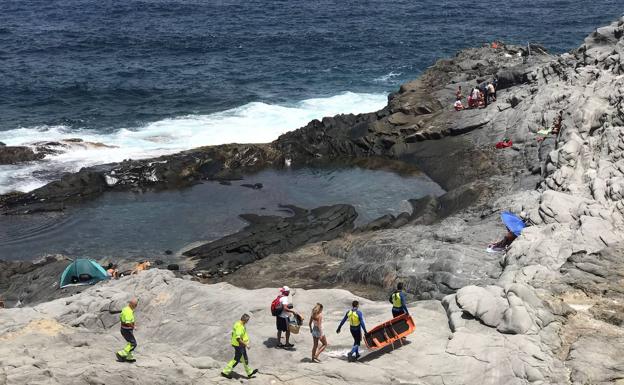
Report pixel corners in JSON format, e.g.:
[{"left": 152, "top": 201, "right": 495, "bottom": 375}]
[{"left": 501, "top": 211, "right": 526, "bottom": 236}]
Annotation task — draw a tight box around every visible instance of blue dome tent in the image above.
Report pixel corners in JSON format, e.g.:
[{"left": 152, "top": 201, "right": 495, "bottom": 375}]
[{"left": 59, "top": 259, "right": 109, "bottom": 289}]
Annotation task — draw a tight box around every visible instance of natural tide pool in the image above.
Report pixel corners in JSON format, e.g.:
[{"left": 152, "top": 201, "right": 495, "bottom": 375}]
[{"left": 0, "top": 165, "right": 445, "bottom": 260}]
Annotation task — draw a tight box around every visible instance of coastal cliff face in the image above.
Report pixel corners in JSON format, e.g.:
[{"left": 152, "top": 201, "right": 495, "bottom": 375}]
[{"left": 2, "top": 17, "right": 624, "bottom": 385}]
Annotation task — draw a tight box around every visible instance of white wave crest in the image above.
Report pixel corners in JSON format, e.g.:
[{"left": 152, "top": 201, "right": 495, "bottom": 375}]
[
  {"left": 373, "top": 72, "right": 402, "bottom": 83},
  {"left": 0, "top": 92, "right": 387, "bottom": 193}
]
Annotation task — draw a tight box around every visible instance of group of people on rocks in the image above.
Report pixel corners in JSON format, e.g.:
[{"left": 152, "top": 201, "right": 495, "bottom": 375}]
[
  {"left": 220, "top": 282, "right": 410, "bottom": 378},
  {"left": 453, "top": 78, "right": 497, "bottom": 111},
  {"left": 112, "top": 282, "right": 411, "bottom": 381},
  {"left": 103, "top": 260, "right": 152, "bottom": 279}
]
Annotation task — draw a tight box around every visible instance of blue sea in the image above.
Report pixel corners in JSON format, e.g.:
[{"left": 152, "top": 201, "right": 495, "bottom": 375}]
[{"left": 0, "top": 0, "right": 621, "bottom": 192}]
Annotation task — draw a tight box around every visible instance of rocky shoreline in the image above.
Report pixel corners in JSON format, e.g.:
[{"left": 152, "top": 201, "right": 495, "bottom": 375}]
[
  {"left": 2, "top": 17, "right": 624, "bottom": 385},
  {"left": 0, "top": 37, "right": 544, "bottom": 215}
]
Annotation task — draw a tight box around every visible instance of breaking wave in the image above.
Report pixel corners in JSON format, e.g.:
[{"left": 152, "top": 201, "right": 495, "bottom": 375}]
[{"left": 0, "top": 92, "right": 387, "bottom": 194}]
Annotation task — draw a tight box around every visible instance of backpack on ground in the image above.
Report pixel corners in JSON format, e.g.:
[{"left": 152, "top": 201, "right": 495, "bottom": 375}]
[{"left": 270, "top": 295, "right": 283, "bottom": 316}]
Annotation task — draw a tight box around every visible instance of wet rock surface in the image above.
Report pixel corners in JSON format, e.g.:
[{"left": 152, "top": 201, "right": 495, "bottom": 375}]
[
  {"left": 185, "top": 204, "right": 357, "bottom": 276},
  {"left": 0, "top": 139, "right": 119, "bottom": 168},
  {"left": 0, "top": 146, "right": 44, "bottom": 165},
  {"left": 0, "top": 143, "right": 280, "bottom": 213}
]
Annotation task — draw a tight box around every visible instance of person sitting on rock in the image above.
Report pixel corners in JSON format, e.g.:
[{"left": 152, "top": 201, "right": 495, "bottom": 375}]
[
  {"left": 455, "top": 85, "right": 462, "bottom": 100},
  {"left": 488, "top": 228, "right": 517, "bottom": 252},
  {"left": 221, "top": 313, "right": 259, "bottom": 379},
  {"left": 552, "top": 111, "right": 563, "bottom": 135},
  {"left": 105, "top": 263, "right": 119, "bottom": 279},
  {"left": 337, "top": 300, "right": 368, "bottom": 362},
  {"left": 454, "top": 99, "right": 464, "bottom": 111},
  {"left": 478, "top": 89, "right": 486, "bottom": 107}
]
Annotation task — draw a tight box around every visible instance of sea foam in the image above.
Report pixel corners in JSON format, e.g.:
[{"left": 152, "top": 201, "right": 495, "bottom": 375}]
[{"left": 0, "top": 92, "right": 387, "bottom": 194}]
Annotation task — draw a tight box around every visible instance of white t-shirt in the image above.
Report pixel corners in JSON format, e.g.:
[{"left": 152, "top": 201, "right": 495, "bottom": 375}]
[{"left": 279, "top": 296, "right": 290, "bottom": 318}]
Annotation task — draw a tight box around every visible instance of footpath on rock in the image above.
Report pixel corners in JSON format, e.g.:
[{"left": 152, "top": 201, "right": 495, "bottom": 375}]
[{"left": 2, "top": 17, "right": 624, "bottom": 385}]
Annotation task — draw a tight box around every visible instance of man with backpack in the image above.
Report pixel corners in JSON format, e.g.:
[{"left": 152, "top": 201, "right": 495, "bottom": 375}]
[
  {"left": 390, "top": 282, "right": 409, "bottom": 318},
  {"left": 271, "top": 286, "right": 299, "bottom": 348}
]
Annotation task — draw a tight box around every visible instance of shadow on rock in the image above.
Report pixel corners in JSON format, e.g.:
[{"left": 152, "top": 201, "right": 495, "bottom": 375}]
[
  {"left": 186, "top": 204, "right": 357, "bottom": 276},
  {"left": 358, "top": 340, "right": 412, "bottom": 363}
]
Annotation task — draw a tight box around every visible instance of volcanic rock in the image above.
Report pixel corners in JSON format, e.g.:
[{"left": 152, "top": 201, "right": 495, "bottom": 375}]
[
  {"left": 185, "top": 204, "right": 357, "bottom": 275},
  {"left": 0, "top": 146, "right": 44, "bottom": 165}
]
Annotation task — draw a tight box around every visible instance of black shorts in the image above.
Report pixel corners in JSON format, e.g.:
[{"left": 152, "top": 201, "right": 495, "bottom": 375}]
[
  {"left": 392, "top": 308, "right": 406, "bottom": 318},
  {"left": 276, "top": 316, "right": 288, "bottom": 332}
]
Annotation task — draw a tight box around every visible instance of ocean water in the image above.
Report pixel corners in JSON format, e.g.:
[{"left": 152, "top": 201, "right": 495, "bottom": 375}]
[
  {"left": 0, "top": 0, "right": 621, "bottom": 192},
  {"left": 0, "top": 167, "right": 445, "bottom": 260}
]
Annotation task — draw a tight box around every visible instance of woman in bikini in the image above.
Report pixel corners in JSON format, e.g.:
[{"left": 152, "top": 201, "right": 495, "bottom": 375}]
[{"left": 309, "top": 303, "right": 328, "bottom": 362}]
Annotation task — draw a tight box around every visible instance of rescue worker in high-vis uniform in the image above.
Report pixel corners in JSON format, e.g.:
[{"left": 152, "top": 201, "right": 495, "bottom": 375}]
[
  {"left": 336, "top": 300, "right": 367, "bottom": 362},
  {"left": 390, "top": 282, "right": 409, "bottom": 318},
  {"left": 116, "top": 298, "right": 138, "bottom": 362},
  {"left": 221, "top": 314, "right": 259, "bottom": 379}
]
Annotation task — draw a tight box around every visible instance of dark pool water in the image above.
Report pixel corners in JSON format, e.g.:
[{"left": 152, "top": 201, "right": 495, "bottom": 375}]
[{"left": 0, "top": 166, "right": 444, "bottom": 260}]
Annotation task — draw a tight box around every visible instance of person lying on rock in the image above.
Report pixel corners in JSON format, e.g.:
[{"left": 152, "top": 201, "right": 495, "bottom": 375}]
[
  {"left": 116, "top": 298, "right": 138, "bottom": 362},
  {"left": 131, "top": 261, "right": 151, "bottom": 275},
  {"left": 337, "top": 300, "right": 368, "bottom": 362},
  {"left": 221, "top": 313, "right": 259, "bottom": 379}
]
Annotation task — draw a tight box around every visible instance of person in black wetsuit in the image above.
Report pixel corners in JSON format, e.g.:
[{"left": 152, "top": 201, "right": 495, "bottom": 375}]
[{"left": 336, "top": 300, "right": 367, "bottom": 362}]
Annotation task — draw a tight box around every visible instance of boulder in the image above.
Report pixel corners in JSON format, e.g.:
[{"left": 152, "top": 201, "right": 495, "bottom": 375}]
[{"left": 0, "top": 146, "right": 44, "bottom": 165}]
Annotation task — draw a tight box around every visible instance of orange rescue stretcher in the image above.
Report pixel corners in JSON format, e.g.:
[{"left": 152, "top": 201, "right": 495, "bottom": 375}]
[{"left": 364, "top": 313, "right": 415, "bottom": 349}]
